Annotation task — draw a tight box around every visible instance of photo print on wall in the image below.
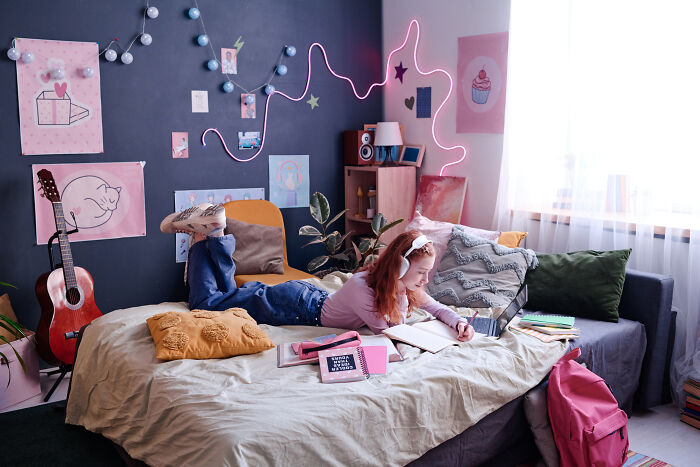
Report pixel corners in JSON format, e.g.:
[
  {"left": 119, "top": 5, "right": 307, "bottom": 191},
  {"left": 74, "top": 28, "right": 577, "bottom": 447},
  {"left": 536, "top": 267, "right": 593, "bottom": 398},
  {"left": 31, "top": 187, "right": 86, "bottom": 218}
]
[
  {"left": 15, "top": 38, "right": 103, "bottom": 155},
  {"left": 268, "top": 155, "right": 310, "bottom": 209}
]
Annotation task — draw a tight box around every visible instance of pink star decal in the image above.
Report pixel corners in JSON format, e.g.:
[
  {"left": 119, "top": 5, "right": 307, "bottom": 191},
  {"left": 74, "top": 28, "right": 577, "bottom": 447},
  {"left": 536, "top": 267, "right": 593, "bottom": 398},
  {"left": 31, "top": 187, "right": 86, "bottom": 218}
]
[{"left": 394, "top": 61, "right": 407, "bottom": 83}]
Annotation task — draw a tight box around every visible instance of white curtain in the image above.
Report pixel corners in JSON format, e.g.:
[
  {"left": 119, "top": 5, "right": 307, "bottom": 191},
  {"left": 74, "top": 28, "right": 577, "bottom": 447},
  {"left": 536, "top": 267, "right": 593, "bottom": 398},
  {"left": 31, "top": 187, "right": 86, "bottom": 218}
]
[{"left": 496, "top": 0, "right": 700, "bottom": 405}]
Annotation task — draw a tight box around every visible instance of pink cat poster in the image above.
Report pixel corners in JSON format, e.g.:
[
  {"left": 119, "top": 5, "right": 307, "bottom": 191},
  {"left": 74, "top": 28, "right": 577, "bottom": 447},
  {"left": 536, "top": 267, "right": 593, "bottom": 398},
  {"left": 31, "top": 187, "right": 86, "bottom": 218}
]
[
  {"left": 456, "top": 32, "right": 509, "bottom": 134},
  {"left": 32, "top": 162, "right": 146, "bottom": 244},
  {"left": 15, "top": 38, "right": 103, "bottom": 155}
]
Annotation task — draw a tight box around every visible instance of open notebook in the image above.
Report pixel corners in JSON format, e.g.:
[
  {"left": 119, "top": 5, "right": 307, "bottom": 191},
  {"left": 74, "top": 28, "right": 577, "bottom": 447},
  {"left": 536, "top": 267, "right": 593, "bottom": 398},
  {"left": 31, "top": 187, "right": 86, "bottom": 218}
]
[{"left": 382, "top": 320, "right": 462, "bottom": 353}]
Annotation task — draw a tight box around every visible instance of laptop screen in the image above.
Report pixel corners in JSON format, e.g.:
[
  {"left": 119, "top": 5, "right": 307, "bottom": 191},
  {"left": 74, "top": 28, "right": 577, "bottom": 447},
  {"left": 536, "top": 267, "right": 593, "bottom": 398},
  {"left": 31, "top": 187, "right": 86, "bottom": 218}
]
[{"left": 495, "top": 285, "right": 529, "bottom": 337}]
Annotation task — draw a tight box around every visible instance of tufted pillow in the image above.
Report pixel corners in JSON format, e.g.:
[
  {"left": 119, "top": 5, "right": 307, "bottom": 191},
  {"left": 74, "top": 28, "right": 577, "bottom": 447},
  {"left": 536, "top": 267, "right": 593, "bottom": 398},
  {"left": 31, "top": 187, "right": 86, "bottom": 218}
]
[
  {"left": 404, "top": 211, "right": 501, "bottom": 281},
  {"left": 428, "top": 226, "right": 538, "bottom": 308},
  {"left": 224, "top": 218, "right": 284, "bottom": 275},
  {"left": 146, "top": 308, "right": 275, "bottom": 361}
]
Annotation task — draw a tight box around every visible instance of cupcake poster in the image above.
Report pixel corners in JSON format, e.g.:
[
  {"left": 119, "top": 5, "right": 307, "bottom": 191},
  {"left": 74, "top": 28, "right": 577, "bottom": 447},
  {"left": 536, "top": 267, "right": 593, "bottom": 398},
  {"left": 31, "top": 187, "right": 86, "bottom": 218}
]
[{"left": 456, "top": 32, "right": 508, "bottom": 134}]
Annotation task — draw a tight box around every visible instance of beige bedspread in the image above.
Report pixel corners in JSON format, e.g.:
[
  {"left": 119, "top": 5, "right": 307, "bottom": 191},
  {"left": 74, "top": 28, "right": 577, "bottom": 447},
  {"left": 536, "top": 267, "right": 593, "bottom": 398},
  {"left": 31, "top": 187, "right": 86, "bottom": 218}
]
[{"left": 66, "top": 273, "right": 567, "bottom": 466}]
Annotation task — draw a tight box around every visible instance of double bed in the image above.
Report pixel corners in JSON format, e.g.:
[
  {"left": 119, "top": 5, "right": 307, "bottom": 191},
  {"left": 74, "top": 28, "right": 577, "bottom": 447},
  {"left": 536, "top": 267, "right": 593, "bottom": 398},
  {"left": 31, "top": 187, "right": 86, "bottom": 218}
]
[{"left": 65, "top": 269, "right": 673, "bottom": 466}]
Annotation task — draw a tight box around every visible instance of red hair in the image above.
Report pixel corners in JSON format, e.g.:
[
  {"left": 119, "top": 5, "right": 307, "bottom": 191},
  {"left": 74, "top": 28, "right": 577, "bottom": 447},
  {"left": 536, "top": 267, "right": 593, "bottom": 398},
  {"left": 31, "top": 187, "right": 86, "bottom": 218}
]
[{"left": 361, "top": 230, "right": 435, "bottom": 325}]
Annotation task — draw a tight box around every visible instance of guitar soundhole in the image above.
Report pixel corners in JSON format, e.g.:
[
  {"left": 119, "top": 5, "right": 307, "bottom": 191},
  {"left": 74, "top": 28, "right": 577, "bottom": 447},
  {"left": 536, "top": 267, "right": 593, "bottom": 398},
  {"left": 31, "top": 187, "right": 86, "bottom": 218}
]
[{"left": 66, "top": 287, "right": 81, "bottom": 305}]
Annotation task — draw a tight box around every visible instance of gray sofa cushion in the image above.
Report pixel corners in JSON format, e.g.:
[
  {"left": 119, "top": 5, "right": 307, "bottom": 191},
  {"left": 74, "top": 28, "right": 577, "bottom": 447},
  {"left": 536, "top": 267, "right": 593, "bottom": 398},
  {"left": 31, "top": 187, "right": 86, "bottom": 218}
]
[
  {"left": 523, "top": 382, "right": 560, "bottom": 467},
  {"left": 224, "top": 218, "right": 285, "bottom": 275},
  {"left": 428, "top": 226, "right": 538, "bottom": 308}
]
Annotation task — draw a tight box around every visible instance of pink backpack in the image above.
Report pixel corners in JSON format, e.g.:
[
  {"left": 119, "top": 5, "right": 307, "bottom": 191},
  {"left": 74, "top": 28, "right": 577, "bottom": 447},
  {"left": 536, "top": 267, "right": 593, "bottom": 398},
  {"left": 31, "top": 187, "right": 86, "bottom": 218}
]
[{"left": 547, "top": 348, "right": 629, "bottom": 467}]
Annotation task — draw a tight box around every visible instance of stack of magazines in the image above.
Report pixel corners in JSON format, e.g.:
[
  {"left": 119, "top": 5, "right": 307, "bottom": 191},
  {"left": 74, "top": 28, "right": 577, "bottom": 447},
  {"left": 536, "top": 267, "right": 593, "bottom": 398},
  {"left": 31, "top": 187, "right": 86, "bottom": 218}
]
[{"left": 511, "top": 314, "right": 580, "bottom": 342}]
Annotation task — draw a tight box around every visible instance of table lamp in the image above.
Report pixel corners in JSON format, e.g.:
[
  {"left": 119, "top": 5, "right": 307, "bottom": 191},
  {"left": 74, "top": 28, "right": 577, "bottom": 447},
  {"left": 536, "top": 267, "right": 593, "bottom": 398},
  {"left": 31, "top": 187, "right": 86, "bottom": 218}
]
[{"left": 373, "top": 122, "right": 403, "bottom": 165}]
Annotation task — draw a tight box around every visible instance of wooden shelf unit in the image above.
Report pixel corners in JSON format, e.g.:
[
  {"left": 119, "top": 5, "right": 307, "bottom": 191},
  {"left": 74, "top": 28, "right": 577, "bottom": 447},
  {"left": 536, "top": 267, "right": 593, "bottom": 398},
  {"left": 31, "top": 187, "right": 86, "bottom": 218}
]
[{"left": 344, "top": 165, "right": 416, "bottom": 247}]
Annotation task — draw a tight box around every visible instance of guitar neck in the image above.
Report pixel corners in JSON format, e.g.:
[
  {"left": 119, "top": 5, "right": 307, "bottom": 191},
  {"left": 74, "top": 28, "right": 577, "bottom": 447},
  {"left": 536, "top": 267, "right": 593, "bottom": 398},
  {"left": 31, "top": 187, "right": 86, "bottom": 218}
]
[{"left": 52, "top": 202, "right": 77, "bottom": 288}]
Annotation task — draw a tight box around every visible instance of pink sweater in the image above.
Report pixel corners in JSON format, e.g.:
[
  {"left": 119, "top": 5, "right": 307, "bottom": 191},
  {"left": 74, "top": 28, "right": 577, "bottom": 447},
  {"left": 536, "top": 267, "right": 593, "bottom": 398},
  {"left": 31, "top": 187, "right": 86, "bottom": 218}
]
[{"left": 320, "top": 271, "right": 466, "bottom": 334}]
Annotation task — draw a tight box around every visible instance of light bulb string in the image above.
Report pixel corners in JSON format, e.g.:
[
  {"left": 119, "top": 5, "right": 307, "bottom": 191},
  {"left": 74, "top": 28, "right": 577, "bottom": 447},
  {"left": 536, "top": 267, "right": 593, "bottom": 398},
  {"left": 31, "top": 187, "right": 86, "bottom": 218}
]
[
  {"left": 98, "top": 0, "right": 150, "bottom": 57},
  {"left": 192, "top": 0, "right": 284, "bottom": 94},
  {"left": 203, "top": 19, "right": 469, "bottom": 175}
]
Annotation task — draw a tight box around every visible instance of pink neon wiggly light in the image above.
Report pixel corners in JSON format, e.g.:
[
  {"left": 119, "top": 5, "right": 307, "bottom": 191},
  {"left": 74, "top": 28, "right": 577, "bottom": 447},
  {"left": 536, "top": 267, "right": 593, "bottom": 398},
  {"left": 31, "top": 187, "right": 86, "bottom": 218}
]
[{"left": 202, "top": 19, "right": 469, "bottom": 175}]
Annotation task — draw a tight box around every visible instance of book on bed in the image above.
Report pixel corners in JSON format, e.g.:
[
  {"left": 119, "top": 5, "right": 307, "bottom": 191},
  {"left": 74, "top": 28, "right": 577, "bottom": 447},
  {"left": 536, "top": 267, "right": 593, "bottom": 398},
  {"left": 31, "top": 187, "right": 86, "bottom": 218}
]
[
  {"left": 278, "top": 334, "right": 402, "bottom": 367},
  {"left": 319, "top": 346, "right": 372, "bottom": 383},
  {"left": 382, "top": 320, "right": 461, "bottom": 353}
]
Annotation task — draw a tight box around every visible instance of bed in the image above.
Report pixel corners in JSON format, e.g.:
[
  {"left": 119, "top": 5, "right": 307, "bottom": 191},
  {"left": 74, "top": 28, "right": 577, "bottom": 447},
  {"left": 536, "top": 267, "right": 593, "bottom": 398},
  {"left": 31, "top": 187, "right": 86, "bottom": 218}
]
[{"left": 65, "top": 269, "right": 673, "bottom": 466}]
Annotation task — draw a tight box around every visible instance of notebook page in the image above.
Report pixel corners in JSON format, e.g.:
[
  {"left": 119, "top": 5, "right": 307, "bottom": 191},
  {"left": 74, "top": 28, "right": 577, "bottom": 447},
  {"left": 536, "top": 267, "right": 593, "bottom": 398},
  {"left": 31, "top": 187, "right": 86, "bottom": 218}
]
[{"left": 382, "top": 324, "right": 456, "bottom": 353}]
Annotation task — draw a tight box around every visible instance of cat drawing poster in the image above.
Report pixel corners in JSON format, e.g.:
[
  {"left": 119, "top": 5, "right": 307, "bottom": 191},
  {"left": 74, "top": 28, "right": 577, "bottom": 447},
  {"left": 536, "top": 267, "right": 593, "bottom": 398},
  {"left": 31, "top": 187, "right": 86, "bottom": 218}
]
[
  {"left": 15, "top": 38, "right": 103, "bottom": 155},
  {"left": 32, "top": 162, "right": 146, "bottom": 244}
]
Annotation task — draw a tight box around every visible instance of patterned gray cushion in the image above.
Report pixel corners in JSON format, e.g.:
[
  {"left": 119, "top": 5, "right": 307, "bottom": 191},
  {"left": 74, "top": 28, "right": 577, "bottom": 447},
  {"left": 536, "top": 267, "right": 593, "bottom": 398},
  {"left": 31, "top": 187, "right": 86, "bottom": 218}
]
[{"left": 428, "top": 226, "right": 538, "bottom": 308}]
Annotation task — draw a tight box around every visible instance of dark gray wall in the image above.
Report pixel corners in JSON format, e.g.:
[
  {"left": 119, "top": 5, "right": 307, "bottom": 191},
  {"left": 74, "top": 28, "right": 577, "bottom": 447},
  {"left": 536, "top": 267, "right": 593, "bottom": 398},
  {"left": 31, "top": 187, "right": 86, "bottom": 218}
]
[{"left": 0, "top": 0, "right": 383, "bottom": 329}]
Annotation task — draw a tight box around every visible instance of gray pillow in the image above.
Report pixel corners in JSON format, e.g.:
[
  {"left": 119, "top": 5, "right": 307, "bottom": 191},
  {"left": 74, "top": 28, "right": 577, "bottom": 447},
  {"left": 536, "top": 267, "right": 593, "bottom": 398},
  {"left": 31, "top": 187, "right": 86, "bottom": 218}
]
[
  {"left": 428, "top": 226, "right": 538, "bottom": 308},
  {"left": 523, "top": 383, "right": 560, "bottom": 467},
  {"left": 224, "top": 218, "right": 285, "bottom": 275}
]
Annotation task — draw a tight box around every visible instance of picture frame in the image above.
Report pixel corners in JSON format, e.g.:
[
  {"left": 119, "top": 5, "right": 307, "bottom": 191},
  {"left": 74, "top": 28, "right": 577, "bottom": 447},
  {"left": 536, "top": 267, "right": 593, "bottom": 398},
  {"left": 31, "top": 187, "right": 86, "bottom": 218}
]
[{"left": 398, "top": 143, "right": 425, "bottom": 167}]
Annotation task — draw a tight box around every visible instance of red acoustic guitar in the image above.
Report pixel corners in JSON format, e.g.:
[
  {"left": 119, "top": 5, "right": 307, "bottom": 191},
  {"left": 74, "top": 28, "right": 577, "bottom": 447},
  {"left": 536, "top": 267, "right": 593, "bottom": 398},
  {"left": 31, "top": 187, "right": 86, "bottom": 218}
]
[{"left": 35, "top": 169, "right": 102, "bottom": 366}]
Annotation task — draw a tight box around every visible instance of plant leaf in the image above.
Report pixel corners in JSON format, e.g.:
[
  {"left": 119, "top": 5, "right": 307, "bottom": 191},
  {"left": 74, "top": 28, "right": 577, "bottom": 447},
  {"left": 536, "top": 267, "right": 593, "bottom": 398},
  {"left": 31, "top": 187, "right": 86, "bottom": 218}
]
[
  {"left": 301, "top": 237, "right": 326, "bottom": 248},
  {"left": 0, "top": 335, "right": 25, "bottom": 375},
  {"left": 325, "top": 231, "right": 341, "bottom": 254},
  {"left": 330, "top": 253, "right": 349, "bottom": 261},
  {"left": 325, "top": 209, "right": 348, "bottom": 229},
  {"left": 298, "top": 225, "right": 322, "bottom": 236},
  {"left": 371, "top": 213, "right": 386, "bottom": 235},
  {"left": 0, "top": 316, "right": 26, "bottom": 339},
  {"left": 307, "top": 255, "right": 329, "bottom": 272},
  {"left": 351, "top": 241, "right": 362, "bottom": 265},
  {"left": 358, "top": 237, "right": 373, "bottom": 254},
  {"left": 0, "top": 351, "right": 9, "bottom": 387},
  {"left": 0, "top": 282, "right": 17, "bottom": 289},
  {"left": 309, "top": 192, "right": 330, "bottom": 224},
  {"left": 378, "top": 218, "right": 404, "bottom": 235}
]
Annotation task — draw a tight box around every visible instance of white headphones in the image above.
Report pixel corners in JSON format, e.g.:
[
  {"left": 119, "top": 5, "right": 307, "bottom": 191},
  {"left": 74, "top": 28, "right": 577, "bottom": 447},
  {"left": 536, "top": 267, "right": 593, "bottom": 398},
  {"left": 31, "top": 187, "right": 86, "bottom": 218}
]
[{"left": 398, "top": 235, "right": 432, "bottom": 279}]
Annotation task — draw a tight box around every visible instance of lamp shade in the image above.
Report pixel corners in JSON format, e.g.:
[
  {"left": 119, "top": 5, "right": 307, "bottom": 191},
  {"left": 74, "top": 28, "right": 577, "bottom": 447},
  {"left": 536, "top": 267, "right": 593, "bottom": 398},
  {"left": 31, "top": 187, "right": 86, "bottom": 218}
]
[{"left": 374, "top": 122, "right": 403, "bottom": 146}]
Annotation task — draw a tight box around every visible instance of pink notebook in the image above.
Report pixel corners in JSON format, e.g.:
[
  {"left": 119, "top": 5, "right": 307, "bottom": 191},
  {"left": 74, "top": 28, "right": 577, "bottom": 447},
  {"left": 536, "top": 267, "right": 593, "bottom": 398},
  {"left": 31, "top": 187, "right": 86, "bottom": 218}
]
[{"left": 359, "top": 346, "right": 388, "bottom": 375}]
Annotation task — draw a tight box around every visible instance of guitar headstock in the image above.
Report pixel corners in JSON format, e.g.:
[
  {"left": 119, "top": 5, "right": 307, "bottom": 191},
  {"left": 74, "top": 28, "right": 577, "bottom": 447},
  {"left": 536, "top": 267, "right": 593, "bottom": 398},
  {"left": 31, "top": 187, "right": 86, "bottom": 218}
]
[{"left": 37, "top": 169, "right": 61, "bottom": 202}]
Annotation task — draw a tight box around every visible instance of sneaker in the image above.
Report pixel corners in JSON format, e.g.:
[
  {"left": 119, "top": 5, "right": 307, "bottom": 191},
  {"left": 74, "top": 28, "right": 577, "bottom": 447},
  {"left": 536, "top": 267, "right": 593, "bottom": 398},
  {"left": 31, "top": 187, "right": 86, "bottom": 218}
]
[
  {"left": 160, "top": 203, "right": 211, "bottom": 234},
  {"left": 172, "top": 203, "right": 226, "bottom": 234}
]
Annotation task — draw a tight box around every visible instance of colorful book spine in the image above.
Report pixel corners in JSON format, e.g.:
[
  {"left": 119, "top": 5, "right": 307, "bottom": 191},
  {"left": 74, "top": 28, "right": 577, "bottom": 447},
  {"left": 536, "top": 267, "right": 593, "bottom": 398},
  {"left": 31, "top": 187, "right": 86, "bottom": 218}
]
[{"left": 520, "top": 314, "right": 575, "bottom": 328}]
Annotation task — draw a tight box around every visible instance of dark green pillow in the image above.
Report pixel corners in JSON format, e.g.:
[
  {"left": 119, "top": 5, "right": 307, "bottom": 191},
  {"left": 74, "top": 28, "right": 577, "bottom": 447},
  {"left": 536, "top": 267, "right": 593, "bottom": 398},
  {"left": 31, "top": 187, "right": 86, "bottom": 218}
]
[{"left": 524, "top": 249, "right": 631, "bottom": 322}]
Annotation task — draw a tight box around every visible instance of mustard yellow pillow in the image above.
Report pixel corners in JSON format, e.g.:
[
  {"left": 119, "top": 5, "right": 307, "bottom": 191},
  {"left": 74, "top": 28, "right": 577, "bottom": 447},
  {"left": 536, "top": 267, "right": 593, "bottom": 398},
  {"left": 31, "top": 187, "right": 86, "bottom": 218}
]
[
  {"left": 146, "top": 308, "right": 274, "bottom": 361},
  {"left": 498, "top": 231, "right": 528, "bottom": 248}
]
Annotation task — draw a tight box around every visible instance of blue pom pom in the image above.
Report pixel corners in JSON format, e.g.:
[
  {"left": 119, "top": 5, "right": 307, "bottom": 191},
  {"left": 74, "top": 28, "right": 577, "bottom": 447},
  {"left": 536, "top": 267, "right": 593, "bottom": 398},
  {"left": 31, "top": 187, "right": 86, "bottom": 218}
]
[
  {"left": 264, "top": 85, "right": 276, "bottom": 95},
  {"left": 244, "top": 94, "right": 255, "bottom": 105},
  {"left": 188, "top": 8, "right": 200, "bottom": 19},
  {"left": 207, "top": 60, "right": 219, "bottom": 71},
  {"left": 285, "top": 46, "right": 296, "bottom": 57},
  {"left": 222, "top": 81, "right": 234, "bottom": 93},
  {"left": 197, "top": 35, "right": 209, "bottom": 47},
  {"left": 276, "top": 64, "right": 288, "bottom": 76}
]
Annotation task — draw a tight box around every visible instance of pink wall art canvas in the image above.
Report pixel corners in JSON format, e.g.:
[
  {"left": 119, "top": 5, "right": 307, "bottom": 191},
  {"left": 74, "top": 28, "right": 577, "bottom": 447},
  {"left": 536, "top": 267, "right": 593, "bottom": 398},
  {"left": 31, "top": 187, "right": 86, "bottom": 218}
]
[
  {"left": 33, "top": 162, "right": 146, "bottom": 244},
  {"left": 456, "top": 32, "right": 509, "bottom": 134},
  {"left": 15, "top": 38, "right": 103, "bottom": 155},
  {"left": 413, "top": 175, "right": 468, "bottom": 224}
]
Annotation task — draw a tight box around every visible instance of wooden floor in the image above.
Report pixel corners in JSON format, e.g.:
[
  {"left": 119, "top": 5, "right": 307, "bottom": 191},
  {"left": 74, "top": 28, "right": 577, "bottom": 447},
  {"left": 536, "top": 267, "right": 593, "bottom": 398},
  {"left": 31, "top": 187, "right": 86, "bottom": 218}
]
[{"left": 3, "top": 372, "right": 699, "bottom": 466}]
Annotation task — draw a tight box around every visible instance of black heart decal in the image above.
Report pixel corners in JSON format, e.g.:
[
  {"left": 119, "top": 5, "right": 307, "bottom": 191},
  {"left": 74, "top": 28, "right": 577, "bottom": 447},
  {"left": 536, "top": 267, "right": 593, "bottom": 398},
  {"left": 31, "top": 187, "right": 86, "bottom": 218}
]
[{"left": 404, "top": 96, "right": 415, "bottom": 110}]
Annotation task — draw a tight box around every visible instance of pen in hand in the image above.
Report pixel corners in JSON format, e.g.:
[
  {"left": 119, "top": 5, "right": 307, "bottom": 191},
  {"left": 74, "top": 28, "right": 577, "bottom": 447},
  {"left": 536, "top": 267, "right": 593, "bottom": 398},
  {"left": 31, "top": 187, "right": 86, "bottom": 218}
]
[{"left": 466, "top": 311, "right": 479, "bottom": 327}]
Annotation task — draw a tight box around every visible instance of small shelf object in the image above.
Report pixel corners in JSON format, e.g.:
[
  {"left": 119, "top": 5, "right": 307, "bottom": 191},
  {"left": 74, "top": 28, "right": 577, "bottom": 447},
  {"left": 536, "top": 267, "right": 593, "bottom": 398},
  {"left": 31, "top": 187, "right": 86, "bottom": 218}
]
[{"left": 344, "top": 165, "right": 417, "bottom": 247}]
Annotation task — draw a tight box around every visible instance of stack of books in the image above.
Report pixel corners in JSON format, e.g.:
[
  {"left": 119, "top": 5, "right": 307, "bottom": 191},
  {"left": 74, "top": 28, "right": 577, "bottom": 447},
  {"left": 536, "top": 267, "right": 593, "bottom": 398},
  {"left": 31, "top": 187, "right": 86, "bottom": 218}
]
[
  {"left": 511, "top": 314, "right": 580, "bottom": 343},
  {"left": 681, "top": 378, "right": 700, "bottom": 429}
]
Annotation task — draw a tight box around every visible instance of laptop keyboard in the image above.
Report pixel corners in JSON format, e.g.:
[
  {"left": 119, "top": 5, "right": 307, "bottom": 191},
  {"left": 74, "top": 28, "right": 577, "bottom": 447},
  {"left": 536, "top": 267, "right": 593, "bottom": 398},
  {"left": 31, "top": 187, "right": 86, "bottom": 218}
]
[{"left": 470, "top": 317, "right": 495, "bottom": 336}]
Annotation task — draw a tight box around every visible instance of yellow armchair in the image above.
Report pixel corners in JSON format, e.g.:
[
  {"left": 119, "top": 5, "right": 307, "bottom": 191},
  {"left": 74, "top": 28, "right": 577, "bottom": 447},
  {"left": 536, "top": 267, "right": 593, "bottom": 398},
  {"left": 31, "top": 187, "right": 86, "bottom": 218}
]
[{"left": 223, "top": 200, "right": 316, "bottom": 286}]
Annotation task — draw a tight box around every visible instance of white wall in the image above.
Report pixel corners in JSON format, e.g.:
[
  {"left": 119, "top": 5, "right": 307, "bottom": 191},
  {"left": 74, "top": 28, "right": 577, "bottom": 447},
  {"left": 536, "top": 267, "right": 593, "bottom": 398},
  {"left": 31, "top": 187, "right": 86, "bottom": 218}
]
[{"left": 382, "top": 0, "right": 511, "bottom": 229}]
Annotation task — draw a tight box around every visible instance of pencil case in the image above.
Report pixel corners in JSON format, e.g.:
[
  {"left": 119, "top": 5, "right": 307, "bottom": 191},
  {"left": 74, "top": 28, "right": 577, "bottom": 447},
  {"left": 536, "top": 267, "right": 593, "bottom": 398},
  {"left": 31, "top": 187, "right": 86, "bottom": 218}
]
[{"left": 297, "top": 331, "right": 361, "bottom": 359}]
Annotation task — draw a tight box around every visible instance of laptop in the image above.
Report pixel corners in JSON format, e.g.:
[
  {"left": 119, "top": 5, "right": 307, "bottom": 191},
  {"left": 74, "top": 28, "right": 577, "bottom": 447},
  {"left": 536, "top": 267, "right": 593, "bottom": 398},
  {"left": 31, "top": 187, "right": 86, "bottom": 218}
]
[{"left": 470, "top": 285, "right": 528, "bottom": 338}]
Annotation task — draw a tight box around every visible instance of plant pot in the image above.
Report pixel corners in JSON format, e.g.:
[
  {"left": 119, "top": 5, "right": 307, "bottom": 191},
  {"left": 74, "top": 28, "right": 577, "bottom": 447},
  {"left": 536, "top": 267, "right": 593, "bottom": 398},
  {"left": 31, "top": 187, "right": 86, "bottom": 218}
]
[{"left": 0, "top": 331, "right": 41, "bottom": 410}]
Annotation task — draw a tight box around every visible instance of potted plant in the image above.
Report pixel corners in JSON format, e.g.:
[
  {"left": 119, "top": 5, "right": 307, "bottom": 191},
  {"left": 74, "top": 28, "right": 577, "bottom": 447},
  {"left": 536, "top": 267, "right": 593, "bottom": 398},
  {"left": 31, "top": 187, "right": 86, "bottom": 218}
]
[
  {"left": 349, "top": 213, "right": 404, "bottom": 270},
  {"left": 1, "top": 282, "right": 41, "bottom": 409}
]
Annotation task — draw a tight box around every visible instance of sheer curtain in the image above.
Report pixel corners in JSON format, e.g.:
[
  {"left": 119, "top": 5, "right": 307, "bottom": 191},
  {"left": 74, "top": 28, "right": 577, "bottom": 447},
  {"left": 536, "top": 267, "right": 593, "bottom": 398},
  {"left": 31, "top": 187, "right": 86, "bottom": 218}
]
[{"left": 496, "top": 0, "right": 700, "bottom": 405}]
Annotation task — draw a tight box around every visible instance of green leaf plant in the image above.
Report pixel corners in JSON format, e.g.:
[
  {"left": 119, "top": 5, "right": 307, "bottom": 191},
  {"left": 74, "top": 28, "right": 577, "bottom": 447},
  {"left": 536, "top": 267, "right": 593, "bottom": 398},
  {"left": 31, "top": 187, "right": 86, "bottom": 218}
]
[
  {"left": 0, "top": 282, "right": 27, "bottom": 388},
  {"left": 299, "top": 192, "right": 404, "bottom": 276}
]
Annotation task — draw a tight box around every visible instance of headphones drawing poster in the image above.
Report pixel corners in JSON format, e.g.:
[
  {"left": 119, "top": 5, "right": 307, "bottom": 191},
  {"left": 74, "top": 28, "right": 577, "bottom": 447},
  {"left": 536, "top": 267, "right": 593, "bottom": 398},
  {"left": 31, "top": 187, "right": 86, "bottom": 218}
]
[{"left": 268, "top": 155, "right": 310, "bottom": 209}]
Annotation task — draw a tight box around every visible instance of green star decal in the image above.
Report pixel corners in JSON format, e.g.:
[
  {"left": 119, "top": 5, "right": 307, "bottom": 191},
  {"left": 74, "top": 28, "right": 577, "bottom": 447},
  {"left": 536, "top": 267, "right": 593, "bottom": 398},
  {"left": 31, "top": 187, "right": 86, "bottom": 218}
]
[{"left": 306, "top": 94, "right": 319, "bottom": 109}]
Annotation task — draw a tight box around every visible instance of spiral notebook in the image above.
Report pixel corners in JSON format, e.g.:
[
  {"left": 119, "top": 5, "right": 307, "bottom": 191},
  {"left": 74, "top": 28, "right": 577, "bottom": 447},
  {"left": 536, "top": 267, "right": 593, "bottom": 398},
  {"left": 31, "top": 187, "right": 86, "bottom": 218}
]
[{"left": 318, "top": 346, "right": 385, "bottom": 383}]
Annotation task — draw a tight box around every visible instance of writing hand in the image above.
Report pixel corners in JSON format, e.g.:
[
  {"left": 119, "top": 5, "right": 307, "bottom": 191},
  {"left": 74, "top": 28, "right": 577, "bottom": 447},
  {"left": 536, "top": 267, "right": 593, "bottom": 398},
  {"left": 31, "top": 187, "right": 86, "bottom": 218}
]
[{"left": 456, "top": 321, "right": 475, "bottom": 342}]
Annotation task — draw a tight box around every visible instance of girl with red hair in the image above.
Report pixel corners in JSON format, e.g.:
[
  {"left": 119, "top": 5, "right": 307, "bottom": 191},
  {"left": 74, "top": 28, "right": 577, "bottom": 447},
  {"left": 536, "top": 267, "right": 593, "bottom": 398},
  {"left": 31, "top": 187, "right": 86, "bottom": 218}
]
[{"left": 161, "top": 205, "right": 474, "bottom": 342}]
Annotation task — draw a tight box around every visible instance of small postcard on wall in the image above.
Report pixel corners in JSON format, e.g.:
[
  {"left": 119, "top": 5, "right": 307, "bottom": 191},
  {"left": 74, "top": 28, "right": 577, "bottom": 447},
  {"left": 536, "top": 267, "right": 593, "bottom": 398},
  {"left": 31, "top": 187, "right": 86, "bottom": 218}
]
[
  {"left": 171, "top": 132, "right": 189, "bottom": 158},
  {"left": 238, "top": 131, "right": 261, "bottom": 150},
  {"left": 241, "top": 93, "right": 256, "bottom": 119},
  {"left": 191, "top": 90, "right": 209, "bottom": 113},
  {"left": 221, "top": 48, "right": 238, "bottom": 74}
]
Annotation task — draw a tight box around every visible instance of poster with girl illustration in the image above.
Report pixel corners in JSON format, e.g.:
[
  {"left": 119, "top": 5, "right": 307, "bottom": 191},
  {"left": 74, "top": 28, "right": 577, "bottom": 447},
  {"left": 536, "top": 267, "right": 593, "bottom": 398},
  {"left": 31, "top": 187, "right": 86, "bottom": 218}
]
[
  {"left": 456, "top": 32, "right": 508, "bottom": 134},
  {"left": 32, "top": 162, "right": 145, "bottom": 244},
  {"left": 15, "top": 38, "right": 103, "bottom": 155}
]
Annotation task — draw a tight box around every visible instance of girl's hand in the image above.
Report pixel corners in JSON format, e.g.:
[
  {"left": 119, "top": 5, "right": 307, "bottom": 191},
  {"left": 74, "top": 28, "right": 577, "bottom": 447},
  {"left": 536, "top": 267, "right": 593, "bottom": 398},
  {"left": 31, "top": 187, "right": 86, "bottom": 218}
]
[{"left": 456, "top": 321, "right": 475, "bottom": 342}]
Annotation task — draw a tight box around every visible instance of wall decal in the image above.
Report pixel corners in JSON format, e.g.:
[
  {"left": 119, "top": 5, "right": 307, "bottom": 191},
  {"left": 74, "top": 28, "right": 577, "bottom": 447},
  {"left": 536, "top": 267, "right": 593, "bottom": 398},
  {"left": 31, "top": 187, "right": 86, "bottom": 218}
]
[
  {"left": 457, "top": 32, "right": 509, "bottom": 134},
  {"left": 404, "top": 96, "right": 415, "bottom": 110},
  {"left": 394, "top": 61, "right": 407, "bottom": 83},
  {"left": 173, "top": 188, "right": 264, "bottom": 262},
  {"left": 191, "top": 90, "right": 209, "bottom": 113},
  {"left": 416, "top": 86, "right": 431, "bottom": 118},
  {"left": 269, "top": 155, "right": 309, "bottom": 209},
  {"left": 171, "top": 132, "right": 189, "bottom": 158},
  {"left": 32, "top": 162, "right": 145, "bottom": 244},
  {"left": 15, "top": 38, "right": 103, "bottom": 155},
  {"left": 306, "top": 94, "right": 319, "bottom": 109}
]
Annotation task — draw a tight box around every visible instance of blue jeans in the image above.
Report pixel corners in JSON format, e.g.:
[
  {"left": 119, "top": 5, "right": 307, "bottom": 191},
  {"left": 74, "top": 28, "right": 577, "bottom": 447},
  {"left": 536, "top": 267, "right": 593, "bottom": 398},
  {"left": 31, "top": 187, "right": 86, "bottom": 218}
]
[{"left": 187, "top": 235, "right": 326, "bottom": 326}]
